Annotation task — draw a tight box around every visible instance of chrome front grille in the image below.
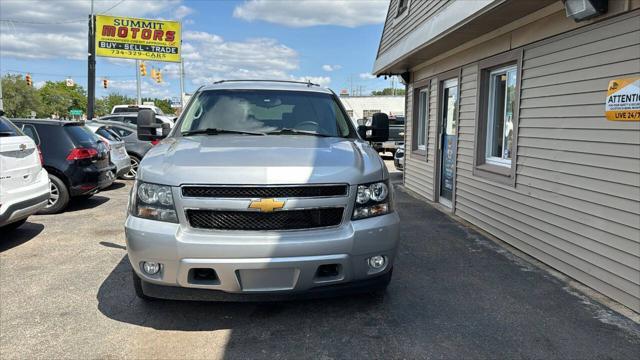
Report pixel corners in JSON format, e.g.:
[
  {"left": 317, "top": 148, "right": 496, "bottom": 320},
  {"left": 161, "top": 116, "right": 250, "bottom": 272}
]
[
  {"left": 186, "top": 208, "right": 345, "bottom": 231},
  {"left": 181, "top": 185, "right": 348, "bottom": 199}
]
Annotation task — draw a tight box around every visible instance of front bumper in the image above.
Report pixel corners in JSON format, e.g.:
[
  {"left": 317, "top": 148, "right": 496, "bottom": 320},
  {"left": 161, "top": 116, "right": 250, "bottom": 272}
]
[{"left": 125, "top": 211, "right": 400, "bottom": 295}]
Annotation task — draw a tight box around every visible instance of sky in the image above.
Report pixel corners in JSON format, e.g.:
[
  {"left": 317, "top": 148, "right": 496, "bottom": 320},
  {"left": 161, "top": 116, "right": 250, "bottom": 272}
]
[{"left": 0, "top": 0, "right": 398, "bottom": 100}]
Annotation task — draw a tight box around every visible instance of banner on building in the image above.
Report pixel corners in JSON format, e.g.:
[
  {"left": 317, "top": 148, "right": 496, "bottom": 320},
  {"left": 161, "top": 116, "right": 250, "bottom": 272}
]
[
  {"left": 605, "top": 77, "right": 640, "bottom": 121},
  {"left": 95, "top": 15, "right": 181, "bottom": 63}
]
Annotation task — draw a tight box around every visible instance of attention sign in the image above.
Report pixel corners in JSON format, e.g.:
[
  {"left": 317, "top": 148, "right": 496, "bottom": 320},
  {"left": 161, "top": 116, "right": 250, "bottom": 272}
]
[
  {"left": 605, "top": 77, "right": 640, "bottom": 121},
  {"left": 95, "top": 15, "right": 181, "bottom": 63}
]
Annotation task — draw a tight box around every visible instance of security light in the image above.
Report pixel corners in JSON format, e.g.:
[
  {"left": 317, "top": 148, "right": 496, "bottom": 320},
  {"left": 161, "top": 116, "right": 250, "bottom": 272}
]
[{"left": 563, "top": 0, "right": 608, "bottom": 22}]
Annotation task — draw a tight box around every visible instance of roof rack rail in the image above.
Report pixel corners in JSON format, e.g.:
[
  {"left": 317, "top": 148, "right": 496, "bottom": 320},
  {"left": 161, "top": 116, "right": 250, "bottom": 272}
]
[{"left": 212, "top": 79, "right": 320, "bottom": 87}]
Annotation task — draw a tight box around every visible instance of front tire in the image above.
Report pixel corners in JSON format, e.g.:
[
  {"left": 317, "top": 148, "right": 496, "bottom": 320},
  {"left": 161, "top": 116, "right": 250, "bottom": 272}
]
[
  {"left": 38, "top": 174, "right": 69, "bottom": 215},
  {"left": 132, "top": 270, "right": 154, "bottom": 301},
  {"left": 121, "top": 155, "right": 140, "bottom": 180}
]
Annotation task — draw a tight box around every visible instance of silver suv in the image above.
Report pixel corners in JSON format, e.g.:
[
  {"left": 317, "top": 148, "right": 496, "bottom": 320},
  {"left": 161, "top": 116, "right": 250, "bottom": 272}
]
[{"left": 125, "top": 80, "right": 400, "bottom": 300}]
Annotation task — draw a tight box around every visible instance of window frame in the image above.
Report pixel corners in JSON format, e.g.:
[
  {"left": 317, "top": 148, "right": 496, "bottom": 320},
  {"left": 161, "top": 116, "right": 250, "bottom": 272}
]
[
  {"left": 473, "top": 49, "right": 523, "bottom": 186},
  {"left": 395, "top": 0, "right": 411, "bottom": 21},
  {"left": 411, "top": 77, "right": 430, "bottom": 157},
  {"left": 20, "top": 124, "right": 40, "bottom": 145}
]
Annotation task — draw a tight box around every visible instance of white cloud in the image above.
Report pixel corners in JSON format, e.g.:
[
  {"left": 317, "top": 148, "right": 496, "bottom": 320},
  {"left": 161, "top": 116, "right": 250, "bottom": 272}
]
[
  {"left": 322, "top": 64, "right": 342, "bottom": 72},
  {"left": 359, "top": 73, "right": 377, "bottom": 80},
  {"left": 233, "top": 0, "right": 388, "bottom": 28},
  {"left": 174, "top": 5, "right": 193, "bottom": 19},
  {"left": 108, "top": 78, "right": 173, "bottom": 99},
  {"left": 0, "top": 0, "right": 183, "bottom": 60}
]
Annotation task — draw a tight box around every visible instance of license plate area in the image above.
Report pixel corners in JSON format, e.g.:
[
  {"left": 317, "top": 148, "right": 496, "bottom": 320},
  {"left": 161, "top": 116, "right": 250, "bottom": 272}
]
[{"left": 236, "top": 268, "right": 299, "bottom": 292}]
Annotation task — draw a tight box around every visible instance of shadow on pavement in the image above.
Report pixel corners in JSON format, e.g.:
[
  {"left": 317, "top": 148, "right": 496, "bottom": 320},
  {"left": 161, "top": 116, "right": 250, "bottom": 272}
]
[
  {"left": 102, "top": 181, "right": 127, "bottom": 191},
  {"left": 96, "top": 255, "right": 387, "bottom": 333},
  {"left": 0, "top": 222, "right": 44, "bottom": 252},
  {"left": 99, "top": 241, "right": 126, "bottom": 250},
  {"left": 65, "top": 195, "right": 110, "bottom": 212}
]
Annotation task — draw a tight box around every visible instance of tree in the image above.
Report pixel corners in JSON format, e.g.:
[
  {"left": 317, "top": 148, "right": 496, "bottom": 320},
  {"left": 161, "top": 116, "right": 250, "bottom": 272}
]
[
  {"left": 371, "top": 88, "right": 406, "bottom": 96},
  {"left": 38, "top": 81, "right": 87, "bottom": 119},
  {"left": 96, "top": 93, "right": 135, "bottom": 116},
  {"left": 142, "top": 97, "right": 173, "bottom": 115},
  {"left": 1, "top": 74, "right": 44, "bottom": 117}
]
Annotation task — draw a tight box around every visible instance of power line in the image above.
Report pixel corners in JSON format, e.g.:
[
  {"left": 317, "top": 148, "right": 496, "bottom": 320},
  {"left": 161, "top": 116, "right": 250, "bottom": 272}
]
[
  {"left": 2, "top": 70, "right": 135, "bottom": 79},
  {"left": 0, "top": 18, "right": 85, "bottom": 25},
  {"left": 100, "top": 0, "right": 127, "bottom": 14}
]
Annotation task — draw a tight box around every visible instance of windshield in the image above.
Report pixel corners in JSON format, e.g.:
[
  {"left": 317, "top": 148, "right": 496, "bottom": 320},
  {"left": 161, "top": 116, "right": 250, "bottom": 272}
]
[{"left": 178, "top": 90, "right": 353, "bottom": 138}]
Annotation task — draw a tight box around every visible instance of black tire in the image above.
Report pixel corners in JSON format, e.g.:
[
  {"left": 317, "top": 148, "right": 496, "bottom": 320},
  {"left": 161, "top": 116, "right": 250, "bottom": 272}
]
[
  {"left": 38, "top": 174, "right": 69, "bottom": 215},
  {"left": 132, "top": 270, "right": 154, "bottom": 301},
  {"left": 121, "top": 155, "right": 140, "bottom": 180},
  {"left": 0, "top": 218, "right": 27, "bottom": 232}
]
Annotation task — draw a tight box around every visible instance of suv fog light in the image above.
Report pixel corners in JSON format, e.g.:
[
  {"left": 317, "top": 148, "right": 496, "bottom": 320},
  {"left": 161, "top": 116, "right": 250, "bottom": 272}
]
[
  {"left": 142, "top": 261, "right": 161, "bottom": 275},
  {"left": 367, "top": 255, "right": 386, "bottom": 270}
]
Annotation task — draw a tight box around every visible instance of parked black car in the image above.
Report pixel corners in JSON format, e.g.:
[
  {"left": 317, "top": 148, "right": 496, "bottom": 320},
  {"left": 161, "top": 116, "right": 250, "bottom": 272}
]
[
  {"left": 11, "top": 119, "right": 115, "bottom": 214},
  {"left": 93, "top": 120, "right": 154, "bottom": 180}
]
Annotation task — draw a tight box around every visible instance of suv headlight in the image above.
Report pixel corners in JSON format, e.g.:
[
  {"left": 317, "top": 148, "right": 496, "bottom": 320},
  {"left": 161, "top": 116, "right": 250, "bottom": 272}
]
[
  {"left": 130, "top": 181, "right": 178, "bottom": 223},
  {"left": 352, "top": 181, "right": 392, "bottom": 220}
]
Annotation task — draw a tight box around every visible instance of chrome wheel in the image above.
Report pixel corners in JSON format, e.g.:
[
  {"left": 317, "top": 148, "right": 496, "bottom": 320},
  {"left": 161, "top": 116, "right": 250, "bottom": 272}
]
[
  {"left": 48, "top": 181, "right": 60, "bottom": 207},
  {"left": 123, "top": 157, "right": 139, "bottom": 180}
]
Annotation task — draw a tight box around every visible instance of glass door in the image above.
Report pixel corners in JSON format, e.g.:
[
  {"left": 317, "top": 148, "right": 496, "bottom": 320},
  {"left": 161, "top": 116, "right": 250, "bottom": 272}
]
[{"left": 439, "top": 78, "right": 458, "bottom": 207}]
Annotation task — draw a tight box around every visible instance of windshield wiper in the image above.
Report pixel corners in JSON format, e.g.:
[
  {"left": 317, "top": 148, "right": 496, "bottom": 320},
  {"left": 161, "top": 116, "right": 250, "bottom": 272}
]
[
  {"left": 181, "top": 128, "right": 266, "bottom": 136},
  {"left": 266, "top": 128, "right": 334, "bottom": 137}
]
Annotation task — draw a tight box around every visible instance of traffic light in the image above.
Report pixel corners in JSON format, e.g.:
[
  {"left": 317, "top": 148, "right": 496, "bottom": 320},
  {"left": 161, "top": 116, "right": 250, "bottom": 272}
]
[
  {"left": 103, "top": 79, "right": 109, "bottom": 89},
  {"left": 139, "top": 62, "right": 147, "bottom": 76},
  {"left": 25, "top": 73, "right": 32, "bottom": 87},
  {"left": 155, "top": 69, "right": 162, "bottom": 83},
  {"left": 150, "top": 68, "right": 156, "bottom": 80}
]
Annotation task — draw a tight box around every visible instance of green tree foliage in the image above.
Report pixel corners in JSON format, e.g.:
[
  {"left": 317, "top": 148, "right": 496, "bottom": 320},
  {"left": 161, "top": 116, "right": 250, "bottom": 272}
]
[
  {"left": 96, "top": 93, "right": 135, "bottom": 116},
  {"left": 38, "top": 81, "right": 87, "bottom": 118},
  {"left": 371, "top": 88, "right": 406, "bottom": 96},
  {"left": 142, "top": 97, "right": 174, "bottom": 115},
  {"left": 1, "top": 74, "right": 44, "bottom": 117}
]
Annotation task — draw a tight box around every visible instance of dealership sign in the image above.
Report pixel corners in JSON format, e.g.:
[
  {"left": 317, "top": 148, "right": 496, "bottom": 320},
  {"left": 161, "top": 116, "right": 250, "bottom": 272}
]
[
  {"left": 605, "top": 77, "right": 640, "bottom": 121},
  {"left": 95, "top": 15, "right": 181, "bottom": 63}
]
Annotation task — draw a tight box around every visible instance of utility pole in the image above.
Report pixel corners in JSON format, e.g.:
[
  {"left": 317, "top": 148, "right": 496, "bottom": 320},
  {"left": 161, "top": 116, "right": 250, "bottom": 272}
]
[
  {"left": 136, "top": 60, "right": 142, "bottom": 105},
  {"left": 87, "top": 0, "right": 96, "bottom": 119}
]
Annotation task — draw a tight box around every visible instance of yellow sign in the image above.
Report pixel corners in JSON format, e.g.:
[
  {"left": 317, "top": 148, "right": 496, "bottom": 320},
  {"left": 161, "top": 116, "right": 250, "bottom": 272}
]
[
  {"left": 248, "top": 198, "right": 285, "bottom": 213},
  {"left": 605, "top": 77, "right": 640, "bottom": 121},
  {"left": 95, "top": 15, "right": 181, "bottom": 62}
]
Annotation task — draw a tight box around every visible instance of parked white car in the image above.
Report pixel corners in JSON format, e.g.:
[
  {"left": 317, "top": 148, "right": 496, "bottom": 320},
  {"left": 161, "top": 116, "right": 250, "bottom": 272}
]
[
  {"left": 0, "top": 116, "right": 50, "bottom": 231},
  {"left": 85, "top": 122, "right": 132, "bottom": 180}
]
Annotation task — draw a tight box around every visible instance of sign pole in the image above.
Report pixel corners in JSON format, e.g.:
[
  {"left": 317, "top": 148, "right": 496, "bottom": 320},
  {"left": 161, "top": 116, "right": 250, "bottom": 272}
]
[
  {"left": 179, "top": 58, "right": 185, "bottom": 107},
  {"left": 136, "top": 59, "right": 142, "bottom": 105},
  {"left": 87, "top": 13, "right": 96, "bottom": 120}
]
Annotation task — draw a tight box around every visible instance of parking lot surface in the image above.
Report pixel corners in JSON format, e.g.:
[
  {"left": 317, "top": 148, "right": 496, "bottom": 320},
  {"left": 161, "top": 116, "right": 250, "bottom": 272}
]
[{"left": 1, "top": 161, "right": 639, "bottom": 359}]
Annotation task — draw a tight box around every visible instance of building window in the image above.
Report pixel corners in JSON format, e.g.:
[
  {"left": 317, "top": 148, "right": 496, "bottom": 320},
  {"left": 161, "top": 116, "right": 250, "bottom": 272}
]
[
  {"left": 474, "top": 49, "right": 522, "bottom": 186},
  {"left": 416, "top": 88, "right": 428, "bottom": 151},
  {"left": 346, "top": 110, "right": 354, "bottom": 118},
  {"left": 397, "top": 0, "right": 408, "bottom": 16},
  {"left": 485, "top": 65, "right": 517, "bottom": 167}
]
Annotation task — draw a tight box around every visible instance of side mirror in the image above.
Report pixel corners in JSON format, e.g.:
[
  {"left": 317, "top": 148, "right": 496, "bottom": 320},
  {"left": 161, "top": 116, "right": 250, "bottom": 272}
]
[
  {"left": 358, "top": 113, "right": 389, "bottom": 142},
  {"left": 137, "top": 109, "right": 168, "bottom": 141}
]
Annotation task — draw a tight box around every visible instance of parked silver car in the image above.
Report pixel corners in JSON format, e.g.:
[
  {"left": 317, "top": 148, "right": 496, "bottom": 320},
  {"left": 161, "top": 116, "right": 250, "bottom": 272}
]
[
  {"left": 125, "top": 80, "right": 400, "bottom": 300},
  {"left": 85, "top": 122, "right": 131, "bottom": 180}
]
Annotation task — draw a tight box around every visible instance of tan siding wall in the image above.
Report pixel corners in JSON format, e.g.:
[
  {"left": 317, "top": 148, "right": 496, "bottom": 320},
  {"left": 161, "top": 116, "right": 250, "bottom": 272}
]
[
  {"left": 406, "top": 10, "right": 640, "bottom": 311},
  {"left": 378, "top": 0, "right": 452, "bottom": 57},
  {"left": 457, "top": 15, "right": 640, "bottom": 311}
]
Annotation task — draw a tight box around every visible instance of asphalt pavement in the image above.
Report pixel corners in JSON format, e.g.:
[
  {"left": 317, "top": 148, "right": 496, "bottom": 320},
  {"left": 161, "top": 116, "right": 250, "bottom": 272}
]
[{"left": 1, "top": 160, "right": 639, "bottom": 359}]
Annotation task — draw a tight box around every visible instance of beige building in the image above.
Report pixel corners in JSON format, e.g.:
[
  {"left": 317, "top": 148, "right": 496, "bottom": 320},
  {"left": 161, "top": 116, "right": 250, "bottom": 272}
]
[
  {"left": 339, "top": 95, "right": 405, "bottom": 122},
  {"left": 373, "top": 0, "right": 640, "bottom": 312}
]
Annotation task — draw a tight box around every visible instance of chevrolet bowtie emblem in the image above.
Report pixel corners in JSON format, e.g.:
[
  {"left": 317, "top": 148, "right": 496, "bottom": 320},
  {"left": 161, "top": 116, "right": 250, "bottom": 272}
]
[
  {"left": 19, "top": 144, "right": 27, "bottom": 151},
  {"left": 248, "top": 198, "right": 285, "bottom": 213}
]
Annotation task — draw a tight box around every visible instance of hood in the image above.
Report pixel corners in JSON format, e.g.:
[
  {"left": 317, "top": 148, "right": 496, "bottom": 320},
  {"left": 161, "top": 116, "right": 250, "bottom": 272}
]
[{"left": 138, "top": 135, "right": 386, "bottom": 186}]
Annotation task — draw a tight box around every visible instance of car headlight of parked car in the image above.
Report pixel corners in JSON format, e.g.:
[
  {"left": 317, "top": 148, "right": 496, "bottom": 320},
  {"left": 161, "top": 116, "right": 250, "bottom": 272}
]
[
  {"left": 130, "top": 181, "right": 178, "bottom": 223},
  {"left": 352, "top": 181, "right": 392, "bottom": 220}
]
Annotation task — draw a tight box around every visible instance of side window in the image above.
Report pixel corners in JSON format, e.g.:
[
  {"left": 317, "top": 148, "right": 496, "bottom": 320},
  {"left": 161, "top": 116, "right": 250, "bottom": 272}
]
[
  {"left": 411, "top": 79, "right": 430, "bottom": 155},
  {"left": 124, "top": 116, "right": 137, "bottom": 125},
  {"left": 21, "top": 124, "right": 40, "bottom": 145},
  {"left": 396, "top": 0, "right": 410, "bottom": 18},
  {"left": 475, "top": 50, "right": 522, "bottom": 185},
  {"left": 114, "top": 128, "right": 133, "bottom": 137}
]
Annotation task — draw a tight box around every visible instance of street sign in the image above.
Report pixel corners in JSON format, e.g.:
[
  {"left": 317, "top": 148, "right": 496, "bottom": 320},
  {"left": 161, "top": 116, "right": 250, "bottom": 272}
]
[
  {"left": 95, "top": 15, "right": 182, "bottom": 63},
  {"left": 66, "top": 78, "right": 75, "bottom": 87},
  {"left": 170, "top": 97, "right": 181, "bottom": 108},
  {"left": 69, "top": 109, "right": 83, "bottom": 116},
  {"left": 606, "top": 77, "right": 640, "bottom": 121}
]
